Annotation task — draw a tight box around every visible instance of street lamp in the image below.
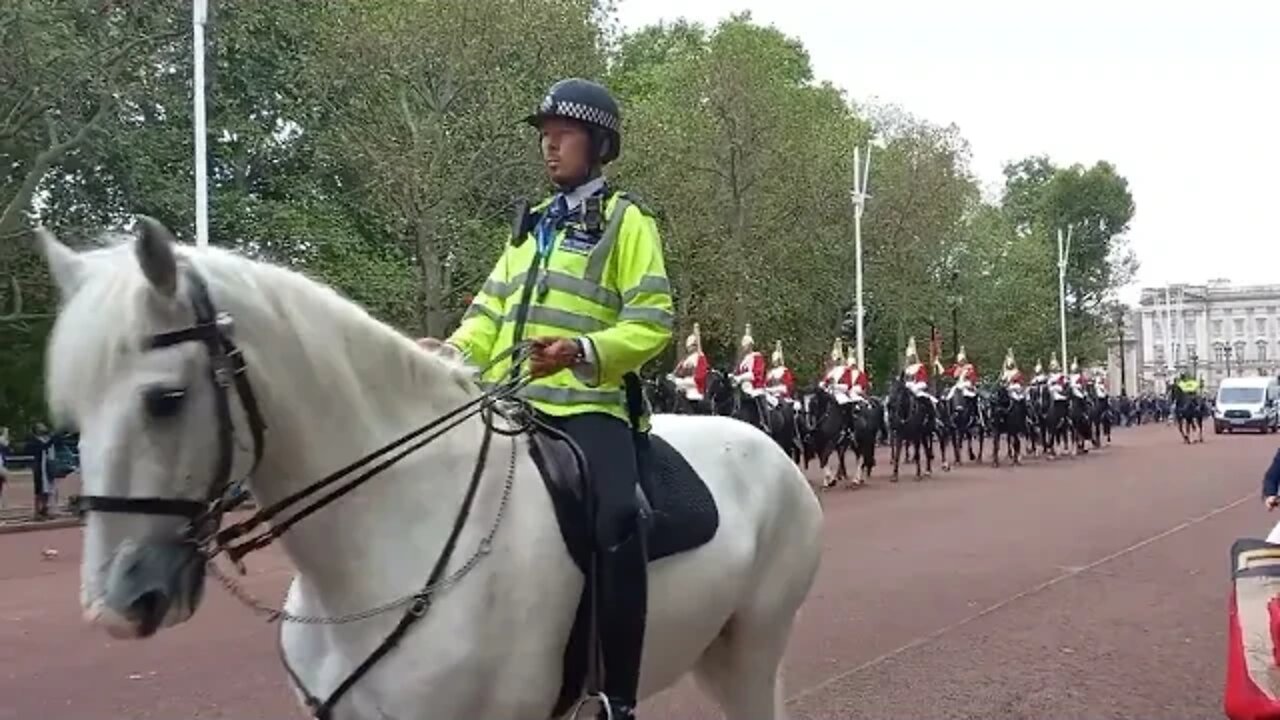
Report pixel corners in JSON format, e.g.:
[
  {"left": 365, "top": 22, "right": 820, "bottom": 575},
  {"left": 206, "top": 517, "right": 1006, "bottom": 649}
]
[
  {"left": 1114, "top": 306, "right": 1127, "bottom": 395},
  {"left": 850, "top": 145, "right": 872, "bottom": 370},
  {"left": 193, "top": 0, "right": 210, "bottom": 247},
  {"left": 948, "top": 270, "right": 961, "bottom": 355},
  {"left": 1056, "top": 225, "right": 1073, "bottom": 367}
]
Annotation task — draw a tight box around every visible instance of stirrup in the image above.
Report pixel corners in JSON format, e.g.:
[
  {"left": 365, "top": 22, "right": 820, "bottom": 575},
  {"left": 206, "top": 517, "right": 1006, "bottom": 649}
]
[{"left": 571, "top": 691, "right": 633, "bottom": 720}]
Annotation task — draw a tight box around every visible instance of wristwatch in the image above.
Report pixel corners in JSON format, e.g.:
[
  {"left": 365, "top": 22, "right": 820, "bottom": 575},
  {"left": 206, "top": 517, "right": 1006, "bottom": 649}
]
[{"left": 571, "top": 338, "right": 586, "bottom": 364}]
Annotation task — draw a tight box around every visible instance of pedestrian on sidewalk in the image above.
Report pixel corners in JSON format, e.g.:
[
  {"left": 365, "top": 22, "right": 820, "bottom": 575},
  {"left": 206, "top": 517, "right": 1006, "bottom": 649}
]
[
  {"left": 24, "top": 423, "right": 56, "bottom": 520},
  {"left": 0, "top": 426, "right": 9, "bottom": 509}
]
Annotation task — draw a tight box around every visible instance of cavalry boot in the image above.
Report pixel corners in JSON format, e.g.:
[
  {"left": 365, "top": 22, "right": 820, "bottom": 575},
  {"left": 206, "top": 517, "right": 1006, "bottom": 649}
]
[{"left": 597, "top": 528, "right": 648, "bottom": 720}]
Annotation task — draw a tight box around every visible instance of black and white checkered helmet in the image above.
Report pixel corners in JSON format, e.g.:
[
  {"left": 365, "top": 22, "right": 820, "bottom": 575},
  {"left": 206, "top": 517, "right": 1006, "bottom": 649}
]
[{"left": 524, "top": 78, "right": 622, "bottom": 163}]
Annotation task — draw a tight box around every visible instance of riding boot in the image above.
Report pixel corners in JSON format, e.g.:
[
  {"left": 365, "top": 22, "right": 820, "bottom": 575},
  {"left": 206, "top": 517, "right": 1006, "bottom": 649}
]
[{"left": 597, "top": 527, "right": 647, "bottom": 720}]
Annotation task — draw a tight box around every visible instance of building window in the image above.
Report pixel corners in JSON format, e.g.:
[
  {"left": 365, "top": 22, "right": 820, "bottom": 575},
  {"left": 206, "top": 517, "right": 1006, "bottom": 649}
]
[
  {"left": 1214, "top": 319, "right": 1224, "bottom": 338},
  {"left": 1153, "top": 322, "right": 1163, "bottom": 339},
  {"left": 1173, "top": 342, "right": 1181, "bottom": 362},
  {"left": 1185, "top": 319, "right": 1196, "bottom": 339},
  {"left": 1236, "top": 318, "right": 1246, "bottom": 337},
  {"left": 1235, "top": 341, "right": 1247, "bottom": 360},
  {"left": 1258, "top": 318, "right": 1268, "bottom": 336},
  {"left": 1214, "top": 343, "right": 1225, "bottom": 362},
  {"left": 1259, "top": 341, "right": 1268, "bottom": 363}
]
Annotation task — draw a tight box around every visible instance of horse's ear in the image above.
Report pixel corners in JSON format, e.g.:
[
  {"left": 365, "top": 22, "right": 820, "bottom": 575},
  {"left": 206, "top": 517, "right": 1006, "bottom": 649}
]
[
  {"left": 134, "top": 215, "right": 178, "bottom": 298},
  {"left": 35, "top": 227, "right": 86, "bottom": 302}
]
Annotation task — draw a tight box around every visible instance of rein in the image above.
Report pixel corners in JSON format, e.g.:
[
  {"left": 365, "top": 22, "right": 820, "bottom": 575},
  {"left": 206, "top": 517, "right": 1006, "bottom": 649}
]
[{"left": 73, "top": 263, "right": 545, "bottom": 719}]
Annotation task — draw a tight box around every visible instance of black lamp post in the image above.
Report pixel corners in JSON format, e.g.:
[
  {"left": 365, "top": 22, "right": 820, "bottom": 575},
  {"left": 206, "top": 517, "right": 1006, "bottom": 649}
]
[{"left": 1114, "top": 307, "right": 1127, "bottom": 395}]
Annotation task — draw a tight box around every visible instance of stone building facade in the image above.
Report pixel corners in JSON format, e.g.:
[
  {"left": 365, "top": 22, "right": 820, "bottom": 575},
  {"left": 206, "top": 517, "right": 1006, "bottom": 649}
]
[{"left": 1123, "top": 280, "right": 1280, "bottom": 394}]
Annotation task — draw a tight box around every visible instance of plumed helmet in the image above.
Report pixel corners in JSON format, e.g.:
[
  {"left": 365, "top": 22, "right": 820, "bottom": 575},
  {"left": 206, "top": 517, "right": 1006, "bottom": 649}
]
[
  {"left": 1070, "top": 357, "right": 1080, "bottom": 373},
  {"left": 741, "top": 323, "right": 754, "bottom": 349},
  {"left": 956, "top": 345, "right": 967, "bottom": 364},
  {"left": 831, "top": 338, "right": 845, "bottom": 363},
  {"left": 685, "top": 323, "right": 702, "bottom": 352},
  {"left": 1004, "top": 347, "right": 1016, "bottom": 369},
  {"left": 1049, "top": 352, "right": 1061, "bottom": 372},
  {"left": 525, "top": 78, "right": 622, "bottom": 164},
  {"left": 905, "top": 336, "right": 918, "bottom": 362},
  {"left": 1034, "top": 358, "right": 1043, "bottom": 374},
  {"left": 772, "top": 340, "right": 784, "bottom": 366}
]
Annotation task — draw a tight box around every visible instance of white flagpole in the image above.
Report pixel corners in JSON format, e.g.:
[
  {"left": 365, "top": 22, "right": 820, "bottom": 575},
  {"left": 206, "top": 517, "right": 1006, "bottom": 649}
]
[
  {"left": 852, "top": 145, "right": 872, "bottom": 369},
  {"left": 193, "top": 0, "right": 209, "bottom": 247},
  {"left": 1057, "top": 225, "right": 1072, "bottom": 367}
]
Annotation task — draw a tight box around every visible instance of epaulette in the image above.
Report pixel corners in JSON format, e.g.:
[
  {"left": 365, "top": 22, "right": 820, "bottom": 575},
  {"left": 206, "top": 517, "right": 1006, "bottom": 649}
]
[{"left": 613, "top": 191, "right": 657, "bottom": 218}]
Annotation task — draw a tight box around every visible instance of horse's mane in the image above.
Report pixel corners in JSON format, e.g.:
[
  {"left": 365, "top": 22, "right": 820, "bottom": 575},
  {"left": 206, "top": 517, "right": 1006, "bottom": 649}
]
[{"left": 46, "top": 239, "right": 475, "bottom": 426}]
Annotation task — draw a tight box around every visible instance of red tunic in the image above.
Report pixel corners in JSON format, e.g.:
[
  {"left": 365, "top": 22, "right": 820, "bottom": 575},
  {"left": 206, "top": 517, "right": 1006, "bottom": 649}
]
[
  {"left": 676, "top": 352, "right": 709, "bottom": 395},
  {"left": 821, "top": 365, "right": 853, "bottom": 389},
  {"left": 737, "top": 352, "right": 766, "bottom": 387},
  {"left": 766, "top": 366, "right": 795, "bottom": 396},
  {"left": 848, "top": 367, "right": 870, "bottom": 394},
  {"left": 946, "top": 362, "right": 979, "bottom": 383},
  {"left": 905, "top": 363, "right": 929, "bottom": 384}
]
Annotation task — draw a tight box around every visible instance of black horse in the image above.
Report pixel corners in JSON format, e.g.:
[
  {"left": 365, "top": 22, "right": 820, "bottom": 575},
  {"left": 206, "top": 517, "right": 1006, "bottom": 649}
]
[
  {"left": 1030, "top": 382, "right": 1069, "bottom": 458},
  {"left": 942, "top": 384, "right": 985, "bottom": 466},
  {"left": 887, "top": 379, "right": 935, "bottom": 480},
  {"left": 763, "top": 395, "right": 804, "bottom": 465},
  {"left": 1087, "top": 388, "right": 1112, "bottom": 445},
  {"left": 989, "top": 384, "right": 1028, "bottom": 466},
  {"left": 1067, "top": 385, "right": 1092, "bottom": 455},
  {"left": 1169, "top": 383, "right": 1205, "bottom": 444}
]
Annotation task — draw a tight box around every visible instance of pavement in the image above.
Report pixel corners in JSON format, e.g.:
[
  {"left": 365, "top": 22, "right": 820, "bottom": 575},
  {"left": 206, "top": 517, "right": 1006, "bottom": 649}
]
[{"left": 0, "top": 423, "right": 1271, "bottom": 719}]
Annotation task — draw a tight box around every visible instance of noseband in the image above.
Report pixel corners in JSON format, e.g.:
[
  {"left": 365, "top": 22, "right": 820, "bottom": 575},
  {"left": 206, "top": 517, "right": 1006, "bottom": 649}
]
[{"left": 74, "top": 267, "right": 267, "bottom": 541}]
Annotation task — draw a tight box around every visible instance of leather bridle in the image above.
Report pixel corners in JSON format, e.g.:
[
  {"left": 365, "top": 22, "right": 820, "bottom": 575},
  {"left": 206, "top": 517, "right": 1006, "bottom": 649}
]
[{"left": 73, "top": 263, "right": 536, "bottom": 718}]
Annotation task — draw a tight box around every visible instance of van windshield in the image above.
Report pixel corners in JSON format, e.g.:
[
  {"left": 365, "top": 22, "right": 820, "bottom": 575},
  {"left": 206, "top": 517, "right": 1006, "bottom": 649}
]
[{"left": 1219, "top": 387, "right": 1264, "bottom": 404}]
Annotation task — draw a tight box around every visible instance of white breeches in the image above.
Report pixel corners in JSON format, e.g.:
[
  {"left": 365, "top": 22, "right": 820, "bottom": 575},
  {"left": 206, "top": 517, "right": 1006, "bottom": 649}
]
[{"left": 671, "top": 375, "right": 703, "bottom": 402}]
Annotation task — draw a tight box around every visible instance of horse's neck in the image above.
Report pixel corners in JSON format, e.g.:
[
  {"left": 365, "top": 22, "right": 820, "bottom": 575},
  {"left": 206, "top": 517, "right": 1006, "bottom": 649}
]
[{"left": 229, "top": 281, "right": 488, "bottom": 609}]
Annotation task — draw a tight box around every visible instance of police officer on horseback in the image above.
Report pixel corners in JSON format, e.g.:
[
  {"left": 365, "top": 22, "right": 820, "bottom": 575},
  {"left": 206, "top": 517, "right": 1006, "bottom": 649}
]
[{"left": 439, "top": 77, "right": 674, "bottom": 720}]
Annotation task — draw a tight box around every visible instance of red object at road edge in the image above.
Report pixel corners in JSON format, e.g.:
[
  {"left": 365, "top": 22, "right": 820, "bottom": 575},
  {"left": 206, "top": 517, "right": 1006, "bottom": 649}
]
[{"left": 1225, "top": 538, "right": 1280, "bottom": 720}]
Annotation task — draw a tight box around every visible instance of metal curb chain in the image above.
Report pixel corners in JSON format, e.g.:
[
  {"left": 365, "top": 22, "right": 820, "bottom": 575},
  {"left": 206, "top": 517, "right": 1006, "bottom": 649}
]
[{"left": 209, "top": 436, "right": 518, "bottom": 625}]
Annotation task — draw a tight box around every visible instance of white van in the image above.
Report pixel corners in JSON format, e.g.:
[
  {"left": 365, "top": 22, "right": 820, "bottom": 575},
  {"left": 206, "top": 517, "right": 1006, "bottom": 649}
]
[{"left": 1214, "top": 376, "right": 1280, "bottom": 434}]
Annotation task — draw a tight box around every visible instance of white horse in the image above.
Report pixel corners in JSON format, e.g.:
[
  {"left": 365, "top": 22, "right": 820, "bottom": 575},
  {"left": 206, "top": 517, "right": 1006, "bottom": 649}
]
[{"left": 38, "top": 219, "right": 823, "bottom": 720}]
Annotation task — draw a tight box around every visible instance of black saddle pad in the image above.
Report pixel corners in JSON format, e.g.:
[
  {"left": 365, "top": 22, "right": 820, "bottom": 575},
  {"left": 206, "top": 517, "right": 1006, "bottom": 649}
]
[
  {"left": 527, "top": 425, "right": 720, "bottom": 718},
  {"left": 528, "top": 428, "right": 720, "bottom": 573}
]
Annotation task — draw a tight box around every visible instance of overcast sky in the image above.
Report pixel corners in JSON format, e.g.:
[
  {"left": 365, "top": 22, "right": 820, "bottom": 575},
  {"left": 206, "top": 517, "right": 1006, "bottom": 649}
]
[{"left": 614, "top": 0, "right": 1279, "bottom": 302}]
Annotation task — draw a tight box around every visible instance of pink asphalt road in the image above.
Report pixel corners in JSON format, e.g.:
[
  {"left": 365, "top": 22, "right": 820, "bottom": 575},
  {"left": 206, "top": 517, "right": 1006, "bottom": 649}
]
[{"left": 0, "top": 423, "right": 1270, "bottom": 719}]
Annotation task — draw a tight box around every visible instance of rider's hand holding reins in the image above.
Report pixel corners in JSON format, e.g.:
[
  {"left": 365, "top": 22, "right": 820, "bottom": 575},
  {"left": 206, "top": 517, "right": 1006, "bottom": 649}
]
[
  {"left": 527, "top": 336, "right": 581, "bottom": 378},
  {"left": 1266, "top": 496, "right": 1279, "bottom": 511}
]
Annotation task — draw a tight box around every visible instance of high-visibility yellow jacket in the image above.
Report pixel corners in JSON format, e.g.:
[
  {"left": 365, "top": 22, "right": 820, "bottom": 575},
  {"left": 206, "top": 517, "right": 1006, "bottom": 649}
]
[
  {"left": 1177, "top": 377, "right": 1200, "bottom": 394},
  {"left": 448, "top": 190, "right": 674, "bottom": 424}
]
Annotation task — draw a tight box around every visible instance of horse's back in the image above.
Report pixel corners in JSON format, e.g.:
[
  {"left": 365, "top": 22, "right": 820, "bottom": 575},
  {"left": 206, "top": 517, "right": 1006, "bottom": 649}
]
[
  {"left": 637, "top": 414, "right": 822, "bottom": 695},
  {"left": 649, "top": 414, "right": 817, "bottom": 520}
]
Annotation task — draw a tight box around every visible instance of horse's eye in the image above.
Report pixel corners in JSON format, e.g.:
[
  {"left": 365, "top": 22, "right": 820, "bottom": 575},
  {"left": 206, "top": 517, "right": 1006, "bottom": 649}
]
[{"left": 143, "top": 386, "right": 187, "bottom": 419}]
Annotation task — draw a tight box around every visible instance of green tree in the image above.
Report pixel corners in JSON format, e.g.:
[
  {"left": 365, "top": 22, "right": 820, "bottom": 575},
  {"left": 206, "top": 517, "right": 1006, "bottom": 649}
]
[
  {"left": 303, "top": 0, "right": 609, "bottom": 336},
  {"left": 611, "top": 14, "right": 869, "bottom": 376}
]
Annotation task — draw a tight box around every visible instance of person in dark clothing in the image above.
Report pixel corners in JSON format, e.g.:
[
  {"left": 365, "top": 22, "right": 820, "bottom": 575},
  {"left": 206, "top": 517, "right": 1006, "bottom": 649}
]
[
  {"left": 1264, "top": 447, "right": 1280, "bottom": 511},
  {"left": 25, "top": 423, "right": 56, "bottom": 519}
]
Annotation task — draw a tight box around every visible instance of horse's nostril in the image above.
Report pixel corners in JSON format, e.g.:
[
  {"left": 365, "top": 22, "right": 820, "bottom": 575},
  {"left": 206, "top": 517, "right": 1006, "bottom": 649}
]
[{"left": 130, "top": 590, "right": 170, "bottom": 636}]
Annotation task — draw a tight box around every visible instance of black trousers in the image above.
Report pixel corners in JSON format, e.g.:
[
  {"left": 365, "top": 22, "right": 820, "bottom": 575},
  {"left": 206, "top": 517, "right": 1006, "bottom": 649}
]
[{"left": 540, "top": 411, "right": 647, "bottom": 713}]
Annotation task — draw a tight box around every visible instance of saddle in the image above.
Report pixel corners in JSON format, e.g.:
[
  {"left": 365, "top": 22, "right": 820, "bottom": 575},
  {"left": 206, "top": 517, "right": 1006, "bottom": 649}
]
[{"left": 527, "top": 424, "right": 720, "bottom": 717}]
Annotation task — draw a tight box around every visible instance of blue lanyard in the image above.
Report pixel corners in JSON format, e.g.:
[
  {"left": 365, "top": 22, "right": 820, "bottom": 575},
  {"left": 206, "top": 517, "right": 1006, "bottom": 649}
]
[{"left": 536, "top": 194, "right": 567, "bottom": 259}]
